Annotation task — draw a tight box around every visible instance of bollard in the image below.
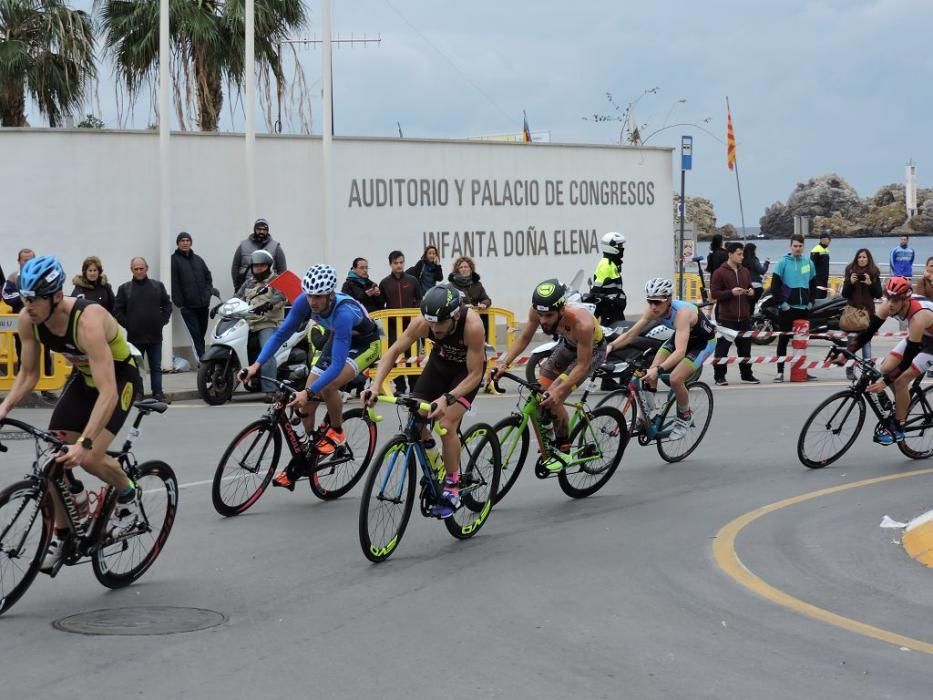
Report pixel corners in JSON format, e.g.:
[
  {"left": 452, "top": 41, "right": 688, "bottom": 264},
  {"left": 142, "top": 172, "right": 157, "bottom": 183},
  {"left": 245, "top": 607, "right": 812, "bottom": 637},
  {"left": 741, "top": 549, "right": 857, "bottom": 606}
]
[{"left": 790, "top": 319, "right": 809, "bottom": 382}]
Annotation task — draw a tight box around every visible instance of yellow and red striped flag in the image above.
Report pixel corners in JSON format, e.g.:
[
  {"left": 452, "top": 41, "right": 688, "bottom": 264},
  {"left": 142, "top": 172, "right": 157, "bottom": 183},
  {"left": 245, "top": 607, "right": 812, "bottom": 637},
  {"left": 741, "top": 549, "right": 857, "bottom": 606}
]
[
  {"left": 522, "top": 111, "right": 532, "bottom": 143},
  {"left": 726, "top": 106, "right": 736, "bottom": 170}
]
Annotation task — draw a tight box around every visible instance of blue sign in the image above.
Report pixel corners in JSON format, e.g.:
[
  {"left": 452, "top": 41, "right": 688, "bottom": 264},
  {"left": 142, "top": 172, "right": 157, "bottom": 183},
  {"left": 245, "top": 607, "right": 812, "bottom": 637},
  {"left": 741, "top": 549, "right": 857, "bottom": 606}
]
[{"left": 681, "top": 135, "right": 693, "bottom": 171}]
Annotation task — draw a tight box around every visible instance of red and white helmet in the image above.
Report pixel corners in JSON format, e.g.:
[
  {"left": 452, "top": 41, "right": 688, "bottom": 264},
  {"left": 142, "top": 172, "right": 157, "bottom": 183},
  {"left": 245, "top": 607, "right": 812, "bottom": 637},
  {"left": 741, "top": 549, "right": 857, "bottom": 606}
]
[{"left": 885, "top": 276, "right": 912, "bottom": 298}]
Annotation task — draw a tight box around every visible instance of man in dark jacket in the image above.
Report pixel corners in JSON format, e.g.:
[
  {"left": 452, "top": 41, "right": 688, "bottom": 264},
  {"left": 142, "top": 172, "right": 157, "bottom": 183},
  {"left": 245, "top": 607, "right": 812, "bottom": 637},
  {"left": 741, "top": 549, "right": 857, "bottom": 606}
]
[
  {"left": 809, "top": 230, "right": 831, "bottom": 299},
  {"left": 705, "top": 234, "right": 728, "bottom": 288},
  {"left": 710, "top": 242, "right": 758, "bottom": 385},
  {"left": 379, "top": 251, "right": 422, "bottom": 393},
  {"left": 172, "top": 232, "right": 217, "bottom": 360},
  {"left": 231, "top": 218, "right": 288, "bottom": 290},
  {"left": 114, "top": 258, "right": 173, "bottom": 401},
  {"left": 341, "top": 257, "right": 384, "bottom": 314}
]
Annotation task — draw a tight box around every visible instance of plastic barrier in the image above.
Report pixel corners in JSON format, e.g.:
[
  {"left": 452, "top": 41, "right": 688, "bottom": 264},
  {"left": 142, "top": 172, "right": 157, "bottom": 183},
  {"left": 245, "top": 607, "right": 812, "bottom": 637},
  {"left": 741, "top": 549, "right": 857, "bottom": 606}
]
[
  {"left": 789, "top": 320, "right": 810, "bottom": 382},
  {"left": 0, "top": 314, "right": 71, "bottom": 392}
]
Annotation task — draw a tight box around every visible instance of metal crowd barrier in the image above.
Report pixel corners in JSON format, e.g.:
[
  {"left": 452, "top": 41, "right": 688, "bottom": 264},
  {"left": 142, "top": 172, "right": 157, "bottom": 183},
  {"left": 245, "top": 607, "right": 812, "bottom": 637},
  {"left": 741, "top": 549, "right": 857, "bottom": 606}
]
[{"left": 0, "top": 314, "right": 71, "bottom": 392}]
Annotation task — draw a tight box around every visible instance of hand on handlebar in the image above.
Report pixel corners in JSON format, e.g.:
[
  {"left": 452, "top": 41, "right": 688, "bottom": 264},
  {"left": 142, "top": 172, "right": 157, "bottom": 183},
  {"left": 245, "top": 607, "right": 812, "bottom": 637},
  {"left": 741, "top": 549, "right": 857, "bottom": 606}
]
[
  {"left": 361, "top": 389, "right": 377, "bottom": 408},
  {"left": 287, "top": 388, "right": 315, "bottom": 410},
  {"left": 489, "top": 364, "right": 507, "bottom": 382},
  {"left": 239, "top": 363, "right": 260, "bottom": 384}
]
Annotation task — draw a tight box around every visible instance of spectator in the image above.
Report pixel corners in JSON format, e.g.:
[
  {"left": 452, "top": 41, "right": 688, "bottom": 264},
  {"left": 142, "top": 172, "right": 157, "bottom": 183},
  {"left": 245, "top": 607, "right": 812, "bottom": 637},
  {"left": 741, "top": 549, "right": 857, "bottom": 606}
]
[
  {"left": 69, "top": 255, "right": 115, "bottom": 312},
  {"left": 705, "top": 234, "right": 727, "bottom": 287},
  {"left": 809, "top": 230, "right": 831, "bottom": 299},
  {"left": 742, "top": 243, "right": 770, "bottom": 308},
  {"left": 407, "top": 245, "right": 443, "bottom": 294},
  {"left": 341, "top": 257, "right": 384, "bottom": 313},
  {"left": 768, "top": 234, "right": 817, "bottom": 382},
  {"left": 447, "top": 256, "right": 492, "bottom": 309},
  {"left": 890, "top": 234, "right": 915, "bottom": 278},
  {"left": 710, "top": 242, "right": 758, "bottom": 385},
  {"left": 919, "top": 256, "right": 933, "bottom": 299},
  {"left": 236, "top": 250, "right": 286, "bottom": 402},
  {"left": 2, "top": 248, "right": 35, "bottom": 313},
  {"left": 840, "top": 248, "right": 882, "bottom": 381},
  {"left": 231, "top": 218, "right": 287, "bottom": 290},
  {"left": 379, "top": 250, "right": 422, "bottom": 394},
  {"left": 171, "top": 231, "right": 217, "bottom": 361},
  {"left": 114, "top": 258, "right": 173, "bottom": 402}
]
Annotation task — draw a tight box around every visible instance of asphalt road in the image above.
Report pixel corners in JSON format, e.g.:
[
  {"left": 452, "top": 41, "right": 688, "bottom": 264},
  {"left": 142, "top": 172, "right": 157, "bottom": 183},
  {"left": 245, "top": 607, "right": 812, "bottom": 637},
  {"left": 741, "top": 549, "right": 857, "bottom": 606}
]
[{"left": 1, "top": 382, "right": 932, "bottom": 700}]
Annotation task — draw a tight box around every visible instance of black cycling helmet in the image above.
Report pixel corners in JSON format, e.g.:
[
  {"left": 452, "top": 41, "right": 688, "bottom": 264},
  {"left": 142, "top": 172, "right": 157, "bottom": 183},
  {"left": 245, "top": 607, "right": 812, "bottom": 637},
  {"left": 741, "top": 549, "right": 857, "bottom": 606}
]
[
  {"left": 421, "top": 284, "right": 462, "bottom": 322},
  {"left": 531, "top": 279, "right": 566, "bottom": 312}
]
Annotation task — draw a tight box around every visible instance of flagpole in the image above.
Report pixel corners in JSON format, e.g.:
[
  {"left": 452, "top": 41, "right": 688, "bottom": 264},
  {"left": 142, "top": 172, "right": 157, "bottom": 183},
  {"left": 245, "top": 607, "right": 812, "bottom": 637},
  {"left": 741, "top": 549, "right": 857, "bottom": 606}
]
[{"left": 726, "top": 97, "right": 748, "bottom": 242}]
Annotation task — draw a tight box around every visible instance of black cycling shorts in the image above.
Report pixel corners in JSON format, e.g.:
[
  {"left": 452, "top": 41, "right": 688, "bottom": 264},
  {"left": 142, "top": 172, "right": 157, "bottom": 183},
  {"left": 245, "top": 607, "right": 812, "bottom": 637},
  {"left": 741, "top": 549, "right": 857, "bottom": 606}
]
[
  {"left": 412, "top": 356, "right": 480, "bottom": 409},
  {"left": 49, "top": 364, "right": 142, "bottom": 437}
]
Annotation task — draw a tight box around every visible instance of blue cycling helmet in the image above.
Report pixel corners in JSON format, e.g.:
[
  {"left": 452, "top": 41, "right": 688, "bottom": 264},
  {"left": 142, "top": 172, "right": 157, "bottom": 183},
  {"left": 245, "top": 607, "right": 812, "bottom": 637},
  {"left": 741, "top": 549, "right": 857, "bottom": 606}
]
[{"left": 19, "top": 256, "right": 65, "bottom": 298}]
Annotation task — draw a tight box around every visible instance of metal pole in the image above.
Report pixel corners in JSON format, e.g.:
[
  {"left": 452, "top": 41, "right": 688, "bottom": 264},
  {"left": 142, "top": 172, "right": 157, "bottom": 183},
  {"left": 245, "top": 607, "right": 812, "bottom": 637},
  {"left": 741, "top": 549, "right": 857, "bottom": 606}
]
[
  {"left": 678, "top": 169, "right": 686, "bottom": 300},
  {"left": 245, "top": 0, "right": 256, "bottom": 224},
  {"left": 321, "top": 0, "right": 334, "bottom": 265},
  {"left": 158, "top": 0, "right": 173, "bottom": 369},
  {"left": 275, "top": 42, "right": 282, "bottom": 133}
]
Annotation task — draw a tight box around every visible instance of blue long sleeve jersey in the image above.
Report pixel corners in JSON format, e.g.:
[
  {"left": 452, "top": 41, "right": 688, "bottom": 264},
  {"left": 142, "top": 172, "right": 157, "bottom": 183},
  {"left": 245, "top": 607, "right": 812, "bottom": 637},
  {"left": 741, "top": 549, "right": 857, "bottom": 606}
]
[{"left": 256, "top": 293, "right": 378, "bottom": 393}]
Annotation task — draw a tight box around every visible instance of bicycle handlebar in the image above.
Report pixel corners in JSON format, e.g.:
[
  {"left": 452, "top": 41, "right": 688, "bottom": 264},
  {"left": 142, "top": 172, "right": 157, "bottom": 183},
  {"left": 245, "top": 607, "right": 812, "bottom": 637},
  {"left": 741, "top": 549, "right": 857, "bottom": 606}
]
[
  {"left": 0, "top": 417, "right": 65, "bottom": 453},
  {"left": 491, "top": 371, "right": 544, "bottom": 395},
  {"left": 364, "top": 394, "right": 447, "bottom": 436}
]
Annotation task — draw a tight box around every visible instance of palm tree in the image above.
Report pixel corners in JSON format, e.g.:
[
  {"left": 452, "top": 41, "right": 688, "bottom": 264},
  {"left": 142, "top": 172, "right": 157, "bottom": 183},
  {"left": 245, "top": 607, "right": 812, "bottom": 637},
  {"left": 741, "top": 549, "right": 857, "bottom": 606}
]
[
  {"left": 0, "top": 0, "right": 97, "bottom": 127},
  {"left": 97, "top": 0, "right": 306, "bottom": 131}
]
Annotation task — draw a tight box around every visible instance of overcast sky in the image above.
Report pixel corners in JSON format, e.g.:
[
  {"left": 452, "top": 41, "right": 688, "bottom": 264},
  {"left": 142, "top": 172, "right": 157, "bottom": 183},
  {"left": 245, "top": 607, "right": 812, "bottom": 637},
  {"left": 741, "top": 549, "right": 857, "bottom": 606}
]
[{"left": 45, "top": 0, "right": 933, "bottom": 227}]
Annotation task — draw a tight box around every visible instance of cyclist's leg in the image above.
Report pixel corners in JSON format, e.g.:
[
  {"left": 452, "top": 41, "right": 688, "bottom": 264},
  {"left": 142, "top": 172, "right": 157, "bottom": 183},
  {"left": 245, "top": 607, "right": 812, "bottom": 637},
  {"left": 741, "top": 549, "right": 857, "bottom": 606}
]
[
  {"left": 438, "top": 402, "right": 467, "bottom": 478},
  {"left": 672, "top": 339, "right": 714, "bottom": 410},
  {"left": 318, "top": 363, "right": 359, "bottom": 429},
  {"left": 538, "top": 342, "right": 577, "bottom": 443},
  {"left": 894, "top": 363, "right": 925, "bottom": 422}
]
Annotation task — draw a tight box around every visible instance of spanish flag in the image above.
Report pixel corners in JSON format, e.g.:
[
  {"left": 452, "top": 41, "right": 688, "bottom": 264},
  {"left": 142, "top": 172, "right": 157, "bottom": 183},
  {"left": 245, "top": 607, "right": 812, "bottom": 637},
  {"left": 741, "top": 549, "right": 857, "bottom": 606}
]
[
  {"left": 522, "top": 111, "right": 532, "bottom": 143},
  {"left": 726, "top": 106, "right": 736, "bottom": 170}
]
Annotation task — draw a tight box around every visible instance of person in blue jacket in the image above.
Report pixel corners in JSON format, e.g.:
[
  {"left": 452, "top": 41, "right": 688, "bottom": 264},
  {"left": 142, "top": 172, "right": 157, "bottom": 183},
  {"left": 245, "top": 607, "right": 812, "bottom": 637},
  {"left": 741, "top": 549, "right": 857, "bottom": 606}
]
[
  {"left": 890, "top": 235, "right": 916, "bottom": 278},
  {"left": 767, "top": 234, "right": 817, "bottom": 382},
  {"left": 241, "top": 264, "right": 382, "bottom": 489}
]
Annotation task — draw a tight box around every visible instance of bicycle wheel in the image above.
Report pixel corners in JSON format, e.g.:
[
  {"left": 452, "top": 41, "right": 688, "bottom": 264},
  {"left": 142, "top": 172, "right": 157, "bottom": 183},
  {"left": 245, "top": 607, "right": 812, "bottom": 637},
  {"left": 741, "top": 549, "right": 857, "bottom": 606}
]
[
  {"left": 899, "top": 385, "right": 933, "bottom": 460},
  {"left": 656, "top": 382, "right": 714, "bottom": 463},
  {"left": 309, "top": 408, "right": 376, "bottom": 500},
  {"left": 491, "top": 415, "right": 529, "bottom": 504},
  {"left": 558, "top": 406, "right": 628, "bottom": 498},
  {"left": 447, "top": 423, "right": 501, "bottom": 539},
  {"left": 0, "top": 480, "right": 50, "bottom": 616},
  {"left": 212, "top": 418, "right": 281, "bottom": 517},
  {"left": 93, "top": 460, "right": 178, "bottom": 589},
  {"left": 796, "top": 390, "right": 866, "bottom": 469},
  {"left": 359, "top": 437, "right": 416, "bottom": 563},
  {"left": 596, "top": 388, "right": 639, "bottom": 435}
]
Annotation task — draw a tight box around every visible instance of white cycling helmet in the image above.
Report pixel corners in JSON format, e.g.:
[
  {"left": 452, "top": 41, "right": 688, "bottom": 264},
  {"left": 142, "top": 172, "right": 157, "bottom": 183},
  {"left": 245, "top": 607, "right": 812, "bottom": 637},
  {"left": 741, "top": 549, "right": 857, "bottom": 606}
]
[
  {"left": 302, "top": 264, "right": 337, "bottom": 295},
  {"left": 644, "top": 277, "right": 674, "bottom": 299},
  {"left": 600, "top": 231, "right": 626, "bottom": 255}
]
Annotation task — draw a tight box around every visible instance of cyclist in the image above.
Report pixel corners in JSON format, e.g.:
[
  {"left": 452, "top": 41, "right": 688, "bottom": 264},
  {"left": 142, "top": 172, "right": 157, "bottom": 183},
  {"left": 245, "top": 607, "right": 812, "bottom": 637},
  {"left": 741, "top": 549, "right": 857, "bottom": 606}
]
[
  {"left": 241, "top": 264, "right": 381, "bottom": 489},
  {"left": 364, "top": 284, "right": 487, "bottom": 516},
  {"left": 0, "top": 256, "right": 144, "bottom": 571},
  {"left": 841, "top": 276, "right": 933, "bottom": 444},
  {"left": 491, "top": 279, "right": 606, "bottom": 469},
  {"left": 608, "top": 278, "right": 715, "bottom": 440}
]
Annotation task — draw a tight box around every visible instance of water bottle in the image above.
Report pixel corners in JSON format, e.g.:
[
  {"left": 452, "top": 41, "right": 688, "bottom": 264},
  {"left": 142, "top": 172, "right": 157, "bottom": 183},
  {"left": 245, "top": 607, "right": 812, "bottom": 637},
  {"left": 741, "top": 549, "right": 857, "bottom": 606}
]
[
  {"left": 538, "top": 413, "right": 556, "bottom": 446},
  {"left": 69, "top": 479, "right": 90, "bottom": 522},
  {"left": 424, "top": 438, "right": 444, "bottom": 479}
]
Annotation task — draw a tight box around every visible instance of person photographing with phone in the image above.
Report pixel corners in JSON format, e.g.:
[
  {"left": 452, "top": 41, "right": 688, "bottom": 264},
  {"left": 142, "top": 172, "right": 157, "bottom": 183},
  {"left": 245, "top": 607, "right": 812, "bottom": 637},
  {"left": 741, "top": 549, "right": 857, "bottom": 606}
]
[
  {"left": 710, "top": 242, "right": 759, "bottom": 385},
  {"left": 840, "top": 248, "right": 882, "bottom": 380}
]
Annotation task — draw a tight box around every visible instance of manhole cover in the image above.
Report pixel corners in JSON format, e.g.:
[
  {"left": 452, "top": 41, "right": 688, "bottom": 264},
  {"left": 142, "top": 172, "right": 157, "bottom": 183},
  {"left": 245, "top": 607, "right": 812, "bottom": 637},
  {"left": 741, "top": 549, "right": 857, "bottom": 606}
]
[{"left": 52, "top": 606, "right": 227, "bottom": 636}]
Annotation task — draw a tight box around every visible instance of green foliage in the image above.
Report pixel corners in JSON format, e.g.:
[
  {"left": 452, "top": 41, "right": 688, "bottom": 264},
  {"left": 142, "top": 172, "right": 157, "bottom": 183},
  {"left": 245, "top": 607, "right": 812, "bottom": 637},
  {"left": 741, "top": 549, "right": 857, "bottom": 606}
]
[{"left": 77, "top": 113, "right": 104, "bottom": 128}]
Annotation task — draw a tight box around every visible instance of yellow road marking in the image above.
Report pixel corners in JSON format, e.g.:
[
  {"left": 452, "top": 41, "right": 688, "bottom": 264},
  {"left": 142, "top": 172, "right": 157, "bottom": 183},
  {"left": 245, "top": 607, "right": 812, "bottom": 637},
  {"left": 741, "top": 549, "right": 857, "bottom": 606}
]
[
  {"left": 903, "top": 517, "right": 933, "bottom": 567},
  {"left": 713, "top": 468, "right": 933, "bottom": 654}
]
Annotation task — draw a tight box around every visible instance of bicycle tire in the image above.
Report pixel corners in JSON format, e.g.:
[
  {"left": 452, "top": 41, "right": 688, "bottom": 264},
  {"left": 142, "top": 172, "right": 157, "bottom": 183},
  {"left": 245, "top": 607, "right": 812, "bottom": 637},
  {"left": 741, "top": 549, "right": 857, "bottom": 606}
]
[
  {"left": 558, "top": 406, "right": 628, "bottom": 498},
  {"left": 656, "top": 382, "right": 714, "bottom": 463},
  {"left": 359, "top": 436, "right": 416, "bottom": 563},
  {"left": 596, "top": 388, "right": 639, "bottom": 435},
  {"left": 491, "top": 415, "right": 530, "bottom": 504},
  {"left": 796, "top": 390, "right": 866, "bottom": 469},
  {"left": 898, "top": 385, "right": 933, "bottom": 460},
  {"left": 93, "top": 460, "right": 178, "bottom": 589},
  {"left": 0, "top": 480, "right": 50, "bottom": 616},
  {"left": 211, "top": 418, "right": 281, "bottom": 517},
  {"left": 447, "top": 423, "right": 501, "bottom": 539},
  {"left": 309, "top": 408, "right": 377, "bottom": 500}
]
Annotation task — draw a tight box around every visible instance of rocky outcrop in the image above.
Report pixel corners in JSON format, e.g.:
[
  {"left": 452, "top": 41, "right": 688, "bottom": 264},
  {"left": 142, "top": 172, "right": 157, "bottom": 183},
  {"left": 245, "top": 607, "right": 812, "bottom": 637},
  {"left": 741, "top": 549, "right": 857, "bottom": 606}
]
[
  {"left": 673, "top": 195, "right": 718, "bottom": 238},
  {"left": 760, "top": 200, "right": 793, "bottom": 238}
]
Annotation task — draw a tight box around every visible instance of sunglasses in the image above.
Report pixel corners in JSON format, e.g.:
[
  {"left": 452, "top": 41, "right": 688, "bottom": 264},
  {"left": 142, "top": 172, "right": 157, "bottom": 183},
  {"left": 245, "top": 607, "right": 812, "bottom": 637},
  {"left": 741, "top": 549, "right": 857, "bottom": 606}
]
[{"left": 646, "top": 298, "right": 668, "bottom": 306}]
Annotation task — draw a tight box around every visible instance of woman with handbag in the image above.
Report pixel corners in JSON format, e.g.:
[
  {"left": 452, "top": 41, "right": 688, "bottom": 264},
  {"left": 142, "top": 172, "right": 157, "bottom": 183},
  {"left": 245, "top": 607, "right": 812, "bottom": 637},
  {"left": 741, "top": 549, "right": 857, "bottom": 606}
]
[{"left": 840, "top": 248, "right": 882, "bottom": 380}]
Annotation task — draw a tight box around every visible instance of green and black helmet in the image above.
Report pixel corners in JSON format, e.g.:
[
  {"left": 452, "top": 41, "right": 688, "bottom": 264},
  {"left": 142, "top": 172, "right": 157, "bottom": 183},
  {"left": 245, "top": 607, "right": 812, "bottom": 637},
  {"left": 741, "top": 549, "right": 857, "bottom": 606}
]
[
  {"left": 531, "top": 279, "right": 566, "bottom": 312},
  {"left": 421, "top": 283, "right": 462, "bottom": 322}
]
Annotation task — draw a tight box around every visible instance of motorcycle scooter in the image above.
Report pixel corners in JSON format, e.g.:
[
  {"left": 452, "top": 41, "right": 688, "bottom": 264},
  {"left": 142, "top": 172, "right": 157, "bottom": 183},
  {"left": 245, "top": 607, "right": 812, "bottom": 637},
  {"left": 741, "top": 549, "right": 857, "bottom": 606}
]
[{"left": 749, "top": 287, "right": 846, "bottom": 346}]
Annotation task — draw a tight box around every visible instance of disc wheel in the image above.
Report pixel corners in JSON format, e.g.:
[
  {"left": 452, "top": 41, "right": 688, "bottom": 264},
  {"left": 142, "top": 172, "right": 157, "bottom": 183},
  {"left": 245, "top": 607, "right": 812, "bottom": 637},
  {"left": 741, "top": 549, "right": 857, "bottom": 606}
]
[
  {"left": 93, "top": 461, "right": 178, "bottom": 589},
  {"left": 447, "top": 423, "right": 501, "bottom": 539},
  {"left": 359, "top": 437, "right": 416, "bottom": 563},
  {"left": 0, "top": 480, "right": 50, "bottom": 616},
  {"left": 796, "top": 391, "right": 866, "bottom": 468},
  {"left": 309, "top": 408, "right": 376, "bottom": 500},
  {"left": 491, "top": 415, "right": 530, "bottom": 504},
  {"left": 898, "top": 385, "right": 933, "bottom": 460},
  {"left": 212, "top": 419, "right": 281, "bottom": 516},
  {"left": 558, "top": 406, "right": 628, "bottom": 498},
  {"left": 656, "top": 382, "right": 714, "bottom": 463}
]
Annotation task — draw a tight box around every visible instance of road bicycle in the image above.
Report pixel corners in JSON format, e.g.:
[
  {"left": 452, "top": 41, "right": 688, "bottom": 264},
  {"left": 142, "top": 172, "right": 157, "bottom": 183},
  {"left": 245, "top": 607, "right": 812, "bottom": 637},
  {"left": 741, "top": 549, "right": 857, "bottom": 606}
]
[
  {"left": 0, "top": 399, "right": 177, "bottom": 616},
  {"left": 797, "top": 342, "right": 933, "bottom": 468},
  {"left": 594, "top": 350, "right": 714, "bottom": 463},
  {"left": 358, "top": 395, "right": 501, "bottom": 563},
  {"left": 212, "top": 377, "right": 376, "bottom": 516},
  {"left": 490, "top": 371, "right": 628, "bottom": 504}
]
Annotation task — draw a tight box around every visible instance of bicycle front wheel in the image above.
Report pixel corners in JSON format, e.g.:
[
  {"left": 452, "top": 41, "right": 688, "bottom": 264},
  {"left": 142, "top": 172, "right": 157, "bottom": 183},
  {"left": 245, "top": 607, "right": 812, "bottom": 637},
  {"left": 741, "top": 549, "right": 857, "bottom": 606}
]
[
  {"left": 0, "top": 480, "right": 50, "bottom": 616},
  {"left": 657, "top": 382, "right": 714, "bottom": 463},
  {"left": 359, "top": 437, "right": 416, "bottom": 563},
  {"left": 797, "top": 390, "right": 866, "bottom": 468},
  {"left": 558, "top": 406, "right": 628, "bottom": 498},
  {"left": 899, "top": 385, "right": 933, "bottom": 460},
  {"left": 310, "top": 408, "right": 376, "bottom": 500},
  {"left": 447, "top": 423, "right": 501, "bottom": 539},
  {"left": 491, "top": 415, "right": 529, "bottom": 504},
  {"left": 93, "top": 461, "right": 179, "bottom": 589},
  {"left": 212, "top": 418, "right": 281, "bottom": 517}
]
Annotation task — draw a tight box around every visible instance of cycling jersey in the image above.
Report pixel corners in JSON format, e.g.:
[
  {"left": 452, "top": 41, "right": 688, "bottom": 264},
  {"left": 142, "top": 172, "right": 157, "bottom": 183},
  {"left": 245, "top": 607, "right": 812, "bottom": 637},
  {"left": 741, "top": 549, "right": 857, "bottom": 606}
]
[
  {"left": 657, "top": 299, "right": 715, "bottom": 342},
  {"left": 556, "top": 304, "right": 605, "bottom": 348},
  {"left": 904, "top": 295, "right": 933, "bottom": 350},
  {"left": 414, "top": 309, "right": 484, "bottom": 407}
]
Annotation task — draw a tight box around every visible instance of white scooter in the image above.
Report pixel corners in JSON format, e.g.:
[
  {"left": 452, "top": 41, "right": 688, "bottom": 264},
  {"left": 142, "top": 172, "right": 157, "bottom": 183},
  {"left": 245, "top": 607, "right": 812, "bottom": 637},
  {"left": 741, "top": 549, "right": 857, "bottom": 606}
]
[{"left": 197, "top": 296, "right": 309, "bottom": 405}]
